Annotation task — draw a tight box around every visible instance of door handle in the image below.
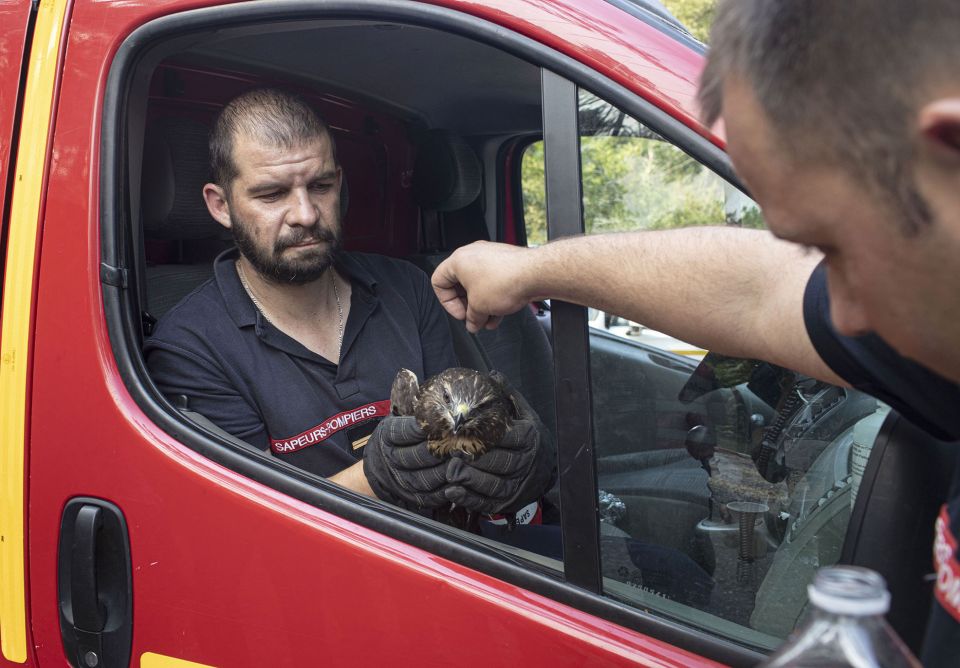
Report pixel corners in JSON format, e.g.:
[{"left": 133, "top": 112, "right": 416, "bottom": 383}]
[
  {"left": 71, "top": 505, "right": 106, "bottom": 632},
  {"left": 58, "top": 498, "right": 132, "bottom": 668}
]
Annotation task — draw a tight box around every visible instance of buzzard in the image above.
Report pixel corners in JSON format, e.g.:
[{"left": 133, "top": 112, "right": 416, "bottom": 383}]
[{"left": 390, "top": 367, "right": 514, "bottom": 457}]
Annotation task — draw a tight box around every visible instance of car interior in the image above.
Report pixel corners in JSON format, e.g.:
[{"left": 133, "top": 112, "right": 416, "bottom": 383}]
[{"left": 109, "top": 7, "right": 958, "bottom": 661}]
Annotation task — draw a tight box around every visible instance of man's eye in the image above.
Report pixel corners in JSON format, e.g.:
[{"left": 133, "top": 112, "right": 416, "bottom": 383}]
[
  {"left": 258, "top": 191, "right": 282, "bottom": 202},
  {"left": 309, "top": 182, "right": 332, "bottom": 193}
]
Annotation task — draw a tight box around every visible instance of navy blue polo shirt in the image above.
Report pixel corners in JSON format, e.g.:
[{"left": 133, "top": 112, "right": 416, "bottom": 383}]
[
  {"left": 144, "top": 248, "right": 457, "bottom": 477},
  {"left": 804, "top": 262, "right": 960, "bottom": 666}
]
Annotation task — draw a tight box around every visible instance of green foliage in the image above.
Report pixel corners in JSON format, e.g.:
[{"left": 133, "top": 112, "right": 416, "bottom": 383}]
[
  {"left": 648, "top": 140, "right": 704, "bottom": 183},
  {"left": 581, "top": 137, "right": 645, "bottom": 234},
  {"left": 521, "top": 143, "right": 547, "bottom": 246},
  {"left": 647, "top": 195, "right": 724, "bottom": 231},
  {"left": 521, "top": 134, "right": 757, "bottom": 242},
  {"left": 663, "top": 0, "right": 717, "bottom": 43},
  {"left": 734, "top": 206, "right": 766, "bottom": 230},
  {"left": 520, "top": 84, "right": 764, "bottom": 244}
]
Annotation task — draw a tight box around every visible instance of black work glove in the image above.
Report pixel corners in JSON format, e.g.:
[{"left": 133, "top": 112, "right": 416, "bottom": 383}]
[
  {"left": 443, "top": 372, "right": 557, "bottom": 515},
  {"left": 363, "top": 415, "right": 449, "bottom": 510}
]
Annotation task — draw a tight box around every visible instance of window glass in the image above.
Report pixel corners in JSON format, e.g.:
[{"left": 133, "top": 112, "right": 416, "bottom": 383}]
[
  {"left": 595, "top": 348, "right": 889, "bottom": 647},
  {"left": 521, "top": 91, "right": 891, "bottom": 648},
  {"left": 522, "top": 92, "right": 762, "bottom": 358}
]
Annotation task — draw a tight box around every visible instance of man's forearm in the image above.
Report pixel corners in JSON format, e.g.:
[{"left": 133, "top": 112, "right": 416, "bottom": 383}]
[
  {"left": 434, "top": 228, "right": 842, "bottom": 384},
  {"left": 524, "top": 228, "right": 812, "bottom": 354},
  {"left": 329, "top": 460, "right": 377, "bottom": 498}
]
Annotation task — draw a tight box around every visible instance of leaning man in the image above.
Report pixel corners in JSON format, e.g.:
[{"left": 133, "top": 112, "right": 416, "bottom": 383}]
[{"left": 144, "top": 88, "right": 553, "bottom": 517}]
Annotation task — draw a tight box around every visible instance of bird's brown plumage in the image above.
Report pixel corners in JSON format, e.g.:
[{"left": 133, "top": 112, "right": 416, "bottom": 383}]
[{"left": 390, "top": 367, "right": 513, "bottom": 457}]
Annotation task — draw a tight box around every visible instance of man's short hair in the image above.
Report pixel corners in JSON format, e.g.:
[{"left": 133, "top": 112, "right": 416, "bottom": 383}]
[
  {"left": 209, "top": 88, "right": 337, "bottom": 191},
  {"left": 699, "top": 0, "right": 960, "bottom": 233}
]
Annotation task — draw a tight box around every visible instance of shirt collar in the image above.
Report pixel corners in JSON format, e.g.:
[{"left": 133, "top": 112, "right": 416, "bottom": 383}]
[{"left": 213, "top": 247, "right": 379, "bottom": 330}]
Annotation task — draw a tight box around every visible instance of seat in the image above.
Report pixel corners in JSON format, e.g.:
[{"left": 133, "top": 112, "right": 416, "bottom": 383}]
[
  {"left": 141, "top": 116, "right": 226, "bottom": 322},
  {"left": 408, "top": 129, "right": 557, "bottom": 441}
]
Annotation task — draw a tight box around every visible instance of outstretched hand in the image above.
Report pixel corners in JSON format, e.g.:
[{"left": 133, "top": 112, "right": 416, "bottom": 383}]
[{"left": 431, "top": 241, "right": 538, "bottom": 333}]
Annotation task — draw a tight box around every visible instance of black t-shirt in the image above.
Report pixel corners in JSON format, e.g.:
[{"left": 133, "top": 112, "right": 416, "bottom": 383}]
[
  {"left": 144, "top": 249, "right": 458, "bottom": 477},
  {"left": 804, "top": 263, "right": 960, "bottom": 666}
]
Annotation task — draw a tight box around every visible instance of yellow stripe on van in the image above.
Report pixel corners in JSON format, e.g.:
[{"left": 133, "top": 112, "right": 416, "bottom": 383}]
[
  {"left": 0, "top": 0, "right": 70, "bottom": 662},
  {"left": 141, "top": 653, "right": 217, "bottom": 668}
]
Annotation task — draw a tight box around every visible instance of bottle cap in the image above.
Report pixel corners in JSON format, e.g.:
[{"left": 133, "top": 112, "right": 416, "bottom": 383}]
[{"left": 807, "top": 566, "right": 891, "bottom": 616}]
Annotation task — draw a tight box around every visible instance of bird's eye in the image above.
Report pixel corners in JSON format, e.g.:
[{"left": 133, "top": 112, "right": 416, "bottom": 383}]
[{"left": 442, "top": 389, "right": 451, "bottom": 404}]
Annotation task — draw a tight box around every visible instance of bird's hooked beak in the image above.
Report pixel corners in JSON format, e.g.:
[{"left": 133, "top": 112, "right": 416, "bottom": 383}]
[{"left": 452, "top": 404, "right": 470, "bottom": 434}]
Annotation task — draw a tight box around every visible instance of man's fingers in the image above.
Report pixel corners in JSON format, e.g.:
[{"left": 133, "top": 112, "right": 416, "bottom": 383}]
[
  {"left": 437, "top": 293, "right": 468, "bottom": 320},
  {"left": 431, "top": 258, "right": 465, "bottom": 313},
  {"left": 433, "top": 274, "right": 469, "bottom": 321},
  {"left": 387, "top": 441, "right": 445, "bottom": 470},
  {"left": 433, "top": 242, "right": 534, "bottom": 333},
  {"left": 431, "top": 255, "right": 457, "bottom": 290},
  {"left": 381, "top": 415, "right": 427, "bottom": 445},
  {"left": 447, "top": 457, "right": 512, "bottom": 496},
  {"left": 465, "top": 305, "right": 497, "bottom": 334},
  {"left": 403, "top": 465, "right": 448, "bottom": 493},
  {"left": 444, "top": 486, "right": 496, "bottom": 513}
]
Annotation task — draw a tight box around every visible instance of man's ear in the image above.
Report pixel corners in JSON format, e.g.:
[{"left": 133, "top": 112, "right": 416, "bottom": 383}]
[
  {"left": 202, "top": 183, "right": 233, "bottom": 229},
  {"left": 918, "top": 98, "right": 960, "bottom": 165}
]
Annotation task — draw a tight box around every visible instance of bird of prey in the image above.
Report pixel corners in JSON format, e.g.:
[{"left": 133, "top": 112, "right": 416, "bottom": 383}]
[{"left": 390, "top": 367, "right": 514, "bottom": 457}]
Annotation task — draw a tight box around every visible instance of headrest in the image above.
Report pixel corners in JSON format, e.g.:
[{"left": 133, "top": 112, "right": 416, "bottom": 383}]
[
  {"left": 142, "top": 117, "right": 350, "bottom": 237},
  {"left": 413, "top": 130, "right": 481, "bottom": 212},
  {"left": 142, "top": 118, "right": 219, "bottom": 240}
]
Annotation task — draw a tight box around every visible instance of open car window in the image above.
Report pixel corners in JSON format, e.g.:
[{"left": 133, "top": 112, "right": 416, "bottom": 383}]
[
  {"left": 123, "top": 2, "right": 616, "bottom": 604},
  {"left": 119, "top": 10, "right": 579, "bottom": 585}
]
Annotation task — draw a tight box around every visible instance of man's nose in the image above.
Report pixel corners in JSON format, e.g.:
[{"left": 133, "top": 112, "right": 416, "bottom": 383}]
[{"left": 286, "top": 188, "right": 318, "bottom": 227}]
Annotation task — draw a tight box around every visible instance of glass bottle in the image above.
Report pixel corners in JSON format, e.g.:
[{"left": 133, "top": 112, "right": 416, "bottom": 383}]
[{"left": 759, "top": 566, "right": 920, "bottom": 667}]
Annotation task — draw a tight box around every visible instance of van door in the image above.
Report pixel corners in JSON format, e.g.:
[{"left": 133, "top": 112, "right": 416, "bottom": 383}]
[{"left": 16, "top": 1, "right": 734, "bottom": 667}]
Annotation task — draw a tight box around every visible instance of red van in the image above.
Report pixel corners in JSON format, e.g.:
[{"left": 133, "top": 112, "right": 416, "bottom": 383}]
[{"left": 1, "top": 1, "right": 952, "bottom": 666}]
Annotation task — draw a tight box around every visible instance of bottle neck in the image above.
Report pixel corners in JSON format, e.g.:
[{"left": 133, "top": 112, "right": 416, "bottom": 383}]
[{"left": 810, "top": 609, "right": 889, "bottom": 628}]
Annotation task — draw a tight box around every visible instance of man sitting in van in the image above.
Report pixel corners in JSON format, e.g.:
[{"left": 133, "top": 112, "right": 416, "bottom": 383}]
[{"left": 144, "top": 88, "right": 554, "bottom": 517}]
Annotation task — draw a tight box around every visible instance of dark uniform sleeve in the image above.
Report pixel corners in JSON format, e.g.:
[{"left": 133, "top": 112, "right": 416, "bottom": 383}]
[
  {"left": 803, "top": 262, "right": 960, "bottom": 667},
  {"left": 145, "top": 339, "right": 270, "bottom": 451},
  {"left": 413, "top": 265, "right": 458, "bottom": 377}
]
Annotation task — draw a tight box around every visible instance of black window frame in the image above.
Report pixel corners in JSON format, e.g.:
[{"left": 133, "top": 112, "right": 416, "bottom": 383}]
[
  {"left": 541, "top": 70, "right": 603, "bottom": 591},
  {"left": 99, "top": 1, "right": 760, "bottom": 664}
]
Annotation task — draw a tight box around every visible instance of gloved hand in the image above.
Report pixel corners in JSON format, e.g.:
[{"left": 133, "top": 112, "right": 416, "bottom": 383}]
[
  {"left": 443, "top": 372, "right": 556, "bottom": 515},
  {"left": 363, "top": 415, "right": 449, "bottom": 510}
]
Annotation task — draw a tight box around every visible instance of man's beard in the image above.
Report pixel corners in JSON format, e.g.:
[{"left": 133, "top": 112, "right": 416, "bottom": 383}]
[{"left": 231, "top": 212, "right": 342, "bottom": 285}]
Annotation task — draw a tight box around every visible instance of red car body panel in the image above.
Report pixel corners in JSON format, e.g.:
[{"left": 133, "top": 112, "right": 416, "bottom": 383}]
[
  {"left": 425, "top": 0, "right": 717, "bottom": 143},
  {"left": 3, "top": 1, "right": 726, "bottom": 666}
]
